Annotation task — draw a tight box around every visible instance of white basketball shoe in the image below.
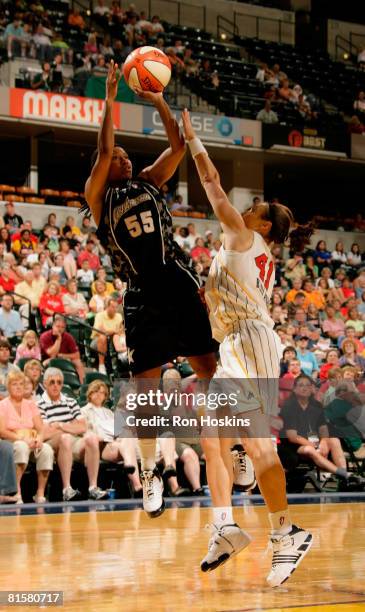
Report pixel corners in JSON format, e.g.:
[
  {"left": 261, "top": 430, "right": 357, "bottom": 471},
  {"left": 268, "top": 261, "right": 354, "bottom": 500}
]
[
  {"left": 201, "top": 523, "right": 252, "bottom": 572},
  {"left": 266, "top": 525, "right": 313, "bottom": 587},
  {"left": 140, "top": 468, "right": 165, "bottom": 518},
  {"left": 232, "top": 447, "right": 257, "bottom": 492}
]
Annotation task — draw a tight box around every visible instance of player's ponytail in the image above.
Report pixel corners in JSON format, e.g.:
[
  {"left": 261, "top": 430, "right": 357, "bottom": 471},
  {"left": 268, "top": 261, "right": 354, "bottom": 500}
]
[{"left": 267, "top": 202, "right": 314, "bottom": 252}]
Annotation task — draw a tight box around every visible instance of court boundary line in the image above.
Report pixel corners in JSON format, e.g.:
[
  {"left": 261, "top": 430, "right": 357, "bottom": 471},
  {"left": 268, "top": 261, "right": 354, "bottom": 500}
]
[
  {"left": 0, "top": 491, "right": 364, "bottom": 517},
  {"left": 218, "top": 598, "right": 365, "bottom": 611}
]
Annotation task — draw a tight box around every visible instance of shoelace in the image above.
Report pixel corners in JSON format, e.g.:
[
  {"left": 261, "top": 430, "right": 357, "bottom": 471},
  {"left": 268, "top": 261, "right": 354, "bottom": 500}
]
[
  {"left": 237, "top": 452, "right": 247, "bottom": 473},
  {"left": 143, "top": 472, "right": 155, "bottom": 499}
]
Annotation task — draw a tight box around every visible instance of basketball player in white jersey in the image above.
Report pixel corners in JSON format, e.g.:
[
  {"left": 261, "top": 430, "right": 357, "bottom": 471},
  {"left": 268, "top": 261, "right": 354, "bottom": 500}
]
[{"left": 181, "top": 110, "right": 314, "bottom": 587}]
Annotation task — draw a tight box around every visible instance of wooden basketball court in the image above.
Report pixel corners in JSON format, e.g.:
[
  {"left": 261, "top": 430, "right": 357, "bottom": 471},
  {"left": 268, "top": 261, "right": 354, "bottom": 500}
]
[{"left": 0, "top": 498, "right": 364, "bottom": 611}]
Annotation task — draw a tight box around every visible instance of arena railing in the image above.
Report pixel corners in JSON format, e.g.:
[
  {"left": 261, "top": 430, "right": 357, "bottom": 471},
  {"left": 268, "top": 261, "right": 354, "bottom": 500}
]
[
  {"left": 147, "top": 0, "right": 207, "bottom": 31},
  {"left": 217, "top": 15, "right": 239, "bottom": 40},
  {"left": 335, "top": 34, "right": 360, "bottom": 62},
  {"left": 60, "top": 313, "right": 115, "bottom": 375},
  {"left": 233, "top": 10, "right": 294, "bottom": 44},
  {"left": 8, "top": 291, "right": 32, "bottom": 330}
]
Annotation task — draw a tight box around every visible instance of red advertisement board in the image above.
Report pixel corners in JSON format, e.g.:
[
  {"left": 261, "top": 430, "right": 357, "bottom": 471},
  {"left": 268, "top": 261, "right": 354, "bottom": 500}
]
[{"left": 9, "top": 88, "right": 120, "bottom": 128}]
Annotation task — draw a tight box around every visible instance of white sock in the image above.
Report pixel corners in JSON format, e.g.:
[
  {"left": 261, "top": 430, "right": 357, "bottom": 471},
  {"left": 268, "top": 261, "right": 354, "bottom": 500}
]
[
  {"left": 268, "top": 509, "right": 292, "bottom": 536},
  {"left": 213, "top": 506, "right": 234, "bottom": 527},
  {"left": 139, "top": 438, "right": 157, "bottom": 472}
]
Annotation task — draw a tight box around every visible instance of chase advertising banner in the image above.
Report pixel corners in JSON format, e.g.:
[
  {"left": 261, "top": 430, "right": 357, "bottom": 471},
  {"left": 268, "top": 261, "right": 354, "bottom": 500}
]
[{"left": 142, "top": 106, "right": 261, "bottom": 146}]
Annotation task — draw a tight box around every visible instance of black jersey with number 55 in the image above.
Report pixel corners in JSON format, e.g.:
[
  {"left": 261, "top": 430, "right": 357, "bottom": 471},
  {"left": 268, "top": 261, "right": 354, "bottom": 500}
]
[{"left": 96, "top": 178, "right": 199, "bottom": 287}]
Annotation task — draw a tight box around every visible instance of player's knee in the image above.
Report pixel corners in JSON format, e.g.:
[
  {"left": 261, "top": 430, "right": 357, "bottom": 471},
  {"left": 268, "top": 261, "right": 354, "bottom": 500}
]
[{"left": 200, "top": 437, "right": 220, "bottom": 460}]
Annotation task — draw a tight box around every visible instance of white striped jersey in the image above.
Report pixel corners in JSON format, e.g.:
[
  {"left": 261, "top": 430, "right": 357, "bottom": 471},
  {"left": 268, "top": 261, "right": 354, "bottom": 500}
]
[
  {"left": 38, "top": 392, "right": 83, "bottom": 423},
  {"left": 205, "top": 231, "right": 275, "bottom": 343}
]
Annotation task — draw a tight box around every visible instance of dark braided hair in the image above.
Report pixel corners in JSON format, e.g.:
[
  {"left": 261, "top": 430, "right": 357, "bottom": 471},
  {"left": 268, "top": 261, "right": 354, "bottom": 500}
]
[{"left": 265, "top": 202, "right": 314, "bottom": 252}]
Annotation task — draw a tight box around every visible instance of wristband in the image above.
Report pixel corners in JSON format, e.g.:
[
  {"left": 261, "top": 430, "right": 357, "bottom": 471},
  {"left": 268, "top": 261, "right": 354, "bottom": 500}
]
[{"left": 188, "top": 137, "right": 208, "bottom": 158}]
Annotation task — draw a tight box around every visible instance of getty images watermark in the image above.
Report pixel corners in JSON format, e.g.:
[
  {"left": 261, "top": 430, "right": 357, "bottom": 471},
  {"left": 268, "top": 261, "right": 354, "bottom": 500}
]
[{"left": 122, "top": 389, "right": 251, "bottom": 429}]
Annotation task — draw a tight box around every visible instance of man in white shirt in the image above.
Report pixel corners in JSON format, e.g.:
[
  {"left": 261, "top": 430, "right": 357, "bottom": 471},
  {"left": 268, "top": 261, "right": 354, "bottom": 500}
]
[
  {"left": 93, "top": 0, "right": 110, "bottom": 16},
  {"left": 186, "top": 222, "right": 202, "bottom": 250}
]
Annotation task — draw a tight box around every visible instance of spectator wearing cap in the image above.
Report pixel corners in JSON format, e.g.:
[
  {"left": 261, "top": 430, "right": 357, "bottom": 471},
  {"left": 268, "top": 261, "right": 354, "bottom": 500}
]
[
  {"left": 77, "top": 239, "right": 101, "bottom": 272},
  {"left": 0, "top": 370, "right": 54, "bottom": 504},
  {"left": 296, "top": 335, "right": 319, "bottom": 378},
  {"left": 40, "top": 315, "right": 85, "bottom": 383},
  {"left": 0, "top": 294, "right": 23, "bottom": 339},
  {"left": 91, "top": 297, "right": 123, "bottom": 374},
  {"left": 39, "top": 367, "right": 107, "bottom": 501},
  {"left": 3, "top": 203, "right": 23, "bottom": 232}
]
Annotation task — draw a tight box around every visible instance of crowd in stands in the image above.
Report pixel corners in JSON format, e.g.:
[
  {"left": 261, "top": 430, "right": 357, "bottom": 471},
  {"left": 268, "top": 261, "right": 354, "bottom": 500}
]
[
  {"left": 0, "top": 196, "right": 364, "bottom": 504},
  {"left": 0, "top": 0, "right": 364, "bottom": 135}
]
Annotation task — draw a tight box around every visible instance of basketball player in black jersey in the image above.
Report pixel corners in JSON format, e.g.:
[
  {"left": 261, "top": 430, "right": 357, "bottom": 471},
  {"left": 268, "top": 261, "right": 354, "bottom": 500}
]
[{"left": 84, "top": 61, "right": 220, "bottom": 517}]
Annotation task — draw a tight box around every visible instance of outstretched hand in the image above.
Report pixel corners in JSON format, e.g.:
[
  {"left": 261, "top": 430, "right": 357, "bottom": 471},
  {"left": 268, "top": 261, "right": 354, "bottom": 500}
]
[
  {"left": 181, "top": 109, "right": 195, "bottom": 141},
  {"left": 106, "top": 60, "right": 121, "bottom": 101},
  {"left": 132, "top": 86, "right": 164, "bottom": 105}
]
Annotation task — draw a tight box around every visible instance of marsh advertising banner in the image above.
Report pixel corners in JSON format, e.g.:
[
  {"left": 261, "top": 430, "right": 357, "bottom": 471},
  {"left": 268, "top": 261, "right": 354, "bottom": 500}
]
[
  {"left": 262, "top": 123, "right": 348, "bottom": 155},
  {"left": 9, "top": 88, "right": 121, "bottom": 128},
  {"left": 142, "top": 106, "right": 261, "bottom": 147}
]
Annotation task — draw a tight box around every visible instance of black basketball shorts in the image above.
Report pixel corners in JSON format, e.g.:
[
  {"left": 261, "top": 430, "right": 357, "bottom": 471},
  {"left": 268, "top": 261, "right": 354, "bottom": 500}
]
[{"left": 123, "top": 263, "right": 218, "bottom": 375}]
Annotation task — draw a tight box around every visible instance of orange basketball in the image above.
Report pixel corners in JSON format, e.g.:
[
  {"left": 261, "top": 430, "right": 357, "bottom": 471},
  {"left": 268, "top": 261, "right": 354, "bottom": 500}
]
[{"left": 123, "top": 46, "right": 172, "bottom": 93}]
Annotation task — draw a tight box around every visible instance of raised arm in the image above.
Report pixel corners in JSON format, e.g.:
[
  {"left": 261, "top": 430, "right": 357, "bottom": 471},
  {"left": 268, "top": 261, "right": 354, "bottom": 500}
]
[
  {"left": 85, "top": 61, "right": 121, "bottom": 225},
  {"left": 136, "top": 90, "right": 186, "bottom": 188},
  {"left": 181, "top": 109, "right": 252, "bottom": 250}
]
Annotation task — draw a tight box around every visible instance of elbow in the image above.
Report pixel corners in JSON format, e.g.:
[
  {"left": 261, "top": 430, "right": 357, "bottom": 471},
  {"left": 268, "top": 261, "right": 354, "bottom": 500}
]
[{"left": 202, "top": 173, "right": 220, "bottom": 187}]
